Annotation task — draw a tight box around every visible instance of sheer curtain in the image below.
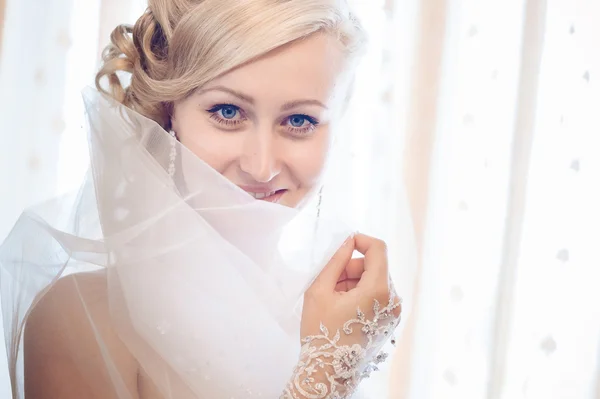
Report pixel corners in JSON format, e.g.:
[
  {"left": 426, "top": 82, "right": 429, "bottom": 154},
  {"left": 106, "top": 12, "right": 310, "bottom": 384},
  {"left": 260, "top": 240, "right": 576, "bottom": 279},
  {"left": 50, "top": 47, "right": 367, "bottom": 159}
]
[
  {"left": 0, "top": 0, "right": 145, "bottom": 394},
  {"left": 392, "top": 0, "right": 600, "bottom": 398}
]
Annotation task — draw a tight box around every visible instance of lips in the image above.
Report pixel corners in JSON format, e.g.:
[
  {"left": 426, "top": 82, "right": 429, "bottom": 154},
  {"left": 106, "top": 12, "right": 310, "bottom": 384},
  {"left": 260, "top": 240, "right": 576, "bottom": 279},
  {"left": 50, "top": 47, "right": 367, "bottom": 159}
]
[
  {"left": 238, "top": 185, "right": 287, "bottom": 203},
  {"left": 245, "top": 189, "right": 286, "bottom": 203},
  {"left": 248, "top": 191, "right": 278, "bottom": 199}
]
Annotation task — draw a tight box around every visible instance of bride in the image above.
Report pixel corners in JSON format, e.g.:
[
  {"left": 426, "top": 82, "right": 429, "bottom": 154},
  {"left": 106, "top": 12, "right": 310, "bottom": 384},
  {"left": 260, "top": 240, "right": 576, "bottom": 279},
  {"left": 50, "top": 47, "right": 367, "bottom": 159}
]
[{"left": 0, "top": 1, "right": 406, "bottom": 398}]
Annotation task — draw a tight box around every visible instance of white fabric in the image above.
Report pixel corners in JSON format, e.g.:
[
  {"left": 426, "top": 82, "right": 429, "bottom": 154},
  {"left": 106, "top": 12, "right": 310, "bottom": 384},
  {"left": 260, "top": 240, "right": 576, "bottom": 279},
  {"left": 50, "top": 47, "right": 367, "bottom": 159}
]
[
  {"left": 0, "top": 0, "right": 412, "bottom": 397},
  {"left": 0, "top": 88, "right": 414, "bottom": 398}
]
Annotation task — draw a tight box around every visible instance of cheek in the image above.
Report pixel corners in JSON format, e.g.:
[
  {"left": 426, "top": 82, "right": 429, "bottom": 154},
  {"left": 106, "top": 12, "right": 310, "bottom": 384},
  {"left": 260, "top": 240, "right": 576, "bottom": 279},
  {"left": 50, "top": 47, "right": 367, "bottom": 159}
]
[
  {"left": 173, "top": 102, "right": 241, "bottom": 173},
  {"left": 285, "top": 137, "right": 330, "bottom": 186},
  {"left": 178, "top": 124, "right": 239, "bottom": 173}
]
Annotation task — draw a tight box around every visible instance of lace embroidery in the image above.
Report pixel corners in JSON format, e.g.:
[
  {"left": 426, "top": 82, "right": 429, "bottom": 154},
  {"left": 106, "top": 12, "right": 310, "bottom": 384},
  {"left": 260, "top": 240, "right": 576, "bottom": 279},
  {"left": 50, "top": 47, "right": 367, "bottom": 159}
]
[{"left": 281, "top": 294, "right": 402, "bottom": 399}]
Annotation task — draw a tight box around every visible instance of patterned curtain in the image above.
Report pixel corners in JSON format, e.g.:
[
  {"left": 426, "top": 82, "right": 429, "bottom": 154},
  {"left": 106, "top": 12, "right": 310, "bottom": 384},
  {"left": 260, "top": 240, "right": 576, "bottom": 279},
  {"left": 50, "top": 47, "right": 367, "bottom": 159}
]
[
  {"left": 391, "top": 0, "right": 600, "bottom": 398},
  {"left": 0, "top": 0, "right": 140, "bottom": 394}
]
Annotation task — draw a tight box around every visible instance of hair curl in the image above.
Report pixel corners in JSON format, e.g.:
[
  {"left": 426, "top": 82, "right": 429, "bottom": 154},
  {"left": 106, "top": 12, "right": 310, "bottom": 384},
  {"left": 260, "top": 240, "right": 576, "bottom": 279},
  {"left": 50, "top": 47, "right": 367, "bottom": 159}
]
[{"left": 96, "top": 0, "right": 366, "bottom": 131}]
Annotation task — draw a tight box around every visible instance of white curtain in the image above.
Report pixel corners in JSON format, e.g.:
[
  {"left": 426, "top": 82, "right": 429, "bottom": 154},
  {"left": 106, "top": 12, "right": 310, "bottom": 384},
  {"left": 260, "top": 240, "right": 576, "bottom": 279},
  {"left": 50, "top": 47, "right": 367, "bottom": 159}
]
[
  {"left": 0, "top": 0, "right": 145, "bottom": 395},
  {"left": 0, "top": 0, "right": 147, "bottom": 240},
  {"left": 392, "top": 0, "right": 600, "bottom": 398}
]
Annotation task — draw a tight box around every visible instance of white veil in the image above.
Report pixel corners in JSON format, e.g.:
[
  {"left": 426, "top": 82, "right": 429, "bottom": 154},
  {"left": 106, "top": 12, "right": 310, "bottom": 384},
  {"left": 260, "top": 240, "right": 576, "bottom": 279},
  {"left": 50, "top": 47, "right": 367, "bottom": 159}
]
[{"left": 0, "top": 88, "right": 416, "bottom": 398}]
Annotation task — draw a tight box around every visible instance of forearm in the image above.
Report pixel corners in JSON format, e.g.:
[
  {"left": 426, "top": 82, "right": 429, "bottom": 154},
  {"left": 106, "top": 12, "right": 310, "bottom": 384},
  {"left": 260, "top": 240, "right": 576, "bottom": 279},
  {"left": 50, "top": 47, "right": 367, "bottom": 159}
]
[
  {"left": 282, "top": 296, "right": 401, "bottom": 399},
  {"left": 280, "top": 342, "right": 361, "bottom": 399}
]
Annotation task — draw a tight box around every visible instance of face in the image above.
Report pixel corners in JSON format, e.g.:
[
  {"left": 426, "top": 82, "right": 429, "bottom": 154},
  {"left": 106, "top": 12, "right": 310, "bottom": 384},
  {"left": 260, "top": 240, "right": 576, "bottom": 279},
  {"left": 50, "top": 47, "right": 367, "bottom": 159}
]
[{"left": 171, "top": 34, "right": 348, "bottom": 208}]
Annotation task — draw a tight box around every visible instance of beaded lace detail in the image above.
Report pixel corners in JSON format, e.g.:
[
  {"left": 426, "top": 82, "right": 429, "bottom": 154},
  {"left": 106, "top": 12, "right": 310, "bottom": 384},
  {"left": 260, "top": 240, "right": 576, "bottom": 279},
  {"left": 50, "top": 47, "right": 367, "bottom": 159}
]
[{"left": 281, "top": 294, "right": 402, "bottom": 399}]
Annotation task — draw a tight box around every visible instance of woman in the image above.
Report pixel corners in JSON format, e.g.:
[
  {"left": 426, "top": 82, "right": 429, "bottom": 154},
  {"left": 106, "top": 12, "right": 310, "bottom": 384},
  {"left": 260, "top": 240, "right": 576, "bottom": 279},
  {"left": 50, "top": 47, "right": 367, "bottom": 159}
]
[{"left": 0, "top": 0, "right": 404, "bottom": 398}]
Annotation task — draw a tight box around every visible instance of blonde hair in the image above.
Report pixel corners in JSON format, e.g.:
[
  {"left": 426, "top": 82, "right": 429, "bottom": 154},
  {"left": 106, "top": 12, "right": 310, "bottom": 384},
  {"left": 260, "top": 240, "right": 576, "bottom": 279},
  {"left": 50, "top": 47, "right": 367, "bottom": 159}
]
[{"left": 96, "top": 0, "right": 366, "bottom": 130}]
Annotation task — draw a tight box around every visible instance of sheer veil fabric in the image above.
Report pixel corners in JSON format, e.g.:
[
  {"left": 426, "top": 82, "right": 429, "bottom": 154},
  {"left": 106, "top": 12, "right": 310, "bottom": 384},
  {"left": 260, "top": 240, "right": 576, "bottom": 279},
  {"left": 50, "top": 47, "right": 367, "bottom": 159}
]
[{"left": 0, "top": 89, "right": 415, "bottom": 398}]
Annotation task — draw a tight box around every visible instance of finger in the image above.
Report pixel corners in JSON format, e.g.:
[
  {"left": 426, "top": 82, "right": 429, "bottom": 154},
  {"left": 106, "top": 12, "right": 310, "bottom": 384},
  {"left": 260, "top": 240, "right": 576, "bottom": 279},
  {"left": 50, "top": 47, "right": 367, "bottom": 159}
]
[
  {"left": 313, "top": 235, "right": 355, "bottom": 290},
  {"left": 344, "top": 258, "right": 365, "bottom": 280},
  {"left": 346, "top": 278, "right": 360, "bottom": 291},
  {"left": 336, "top": 259, "right": 363, "bottom": 283},
  {"left": 335, "top": 278, "right": 360, "bottom": 292},
  {"left": 337, "top": 269, "right": 348, "bottom": 283},
  {"left": 335, "top": 259, "right": 363, "bottom": 292},
  {"left": 353, "top": 233, "right": 389, "bottom": 286},
  {"left": 335, "top": 279, "right": 347, "bottom": 292}
]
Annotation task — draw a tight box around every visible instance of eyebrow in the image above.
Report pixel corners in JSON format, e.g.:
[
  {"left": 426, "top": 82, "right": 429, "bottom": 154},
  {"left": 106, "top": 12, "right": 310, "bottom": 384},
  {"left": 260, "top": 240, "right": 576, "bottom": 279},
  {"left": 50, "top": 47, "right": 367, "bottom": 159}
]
[
  {"left": 280, "top": 99, "right": 328, "bottom": 111},
  {"left": 197, "top": 85, "right": 328, "bottom": 111}
]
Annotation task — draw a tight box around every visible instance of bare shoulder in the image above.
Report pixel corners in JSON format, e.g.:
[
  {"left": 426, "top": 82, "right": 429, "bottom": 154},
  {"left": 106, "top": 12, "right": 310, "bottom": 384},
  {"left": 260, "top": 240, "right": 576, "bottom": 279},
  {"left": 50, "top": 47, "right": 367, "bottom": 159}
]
[{"left": 24, "top": 270, "right": 139, "bottom": 399}]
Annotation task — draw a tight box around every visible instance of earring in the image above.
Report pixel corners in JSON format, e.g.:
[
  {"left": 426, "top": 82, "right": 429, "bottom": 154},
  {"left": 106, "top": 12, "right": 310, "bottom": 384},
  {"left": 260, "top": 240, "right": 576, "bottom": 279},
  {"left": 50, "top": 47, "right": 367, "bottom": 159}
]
[{"left": 168, "top": 130, "right": 177, "bottom": 178}]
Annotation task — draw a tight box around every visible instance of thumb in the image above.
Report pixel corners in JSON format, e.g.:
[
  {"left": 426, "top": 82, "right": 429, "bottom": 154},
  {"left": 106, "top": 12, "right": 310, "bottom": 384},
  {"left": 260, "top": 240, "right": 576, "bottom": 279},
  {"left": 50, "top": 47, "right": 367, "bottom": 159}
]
[
  {"left": 312, "top": 234, "right": 355, "bottom": 291},
  {"left": 354, "top": 233, "right": 389, "bottom": 287}
]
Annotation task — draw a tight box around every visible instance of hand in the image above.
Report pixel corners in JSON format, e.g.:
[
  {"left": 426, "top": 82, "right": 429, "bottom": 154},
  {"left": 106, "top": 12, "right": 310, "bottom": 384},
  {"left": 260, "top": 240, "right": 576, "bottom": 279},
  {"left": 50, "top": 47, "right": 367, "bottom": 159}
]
[
  {"left": 281, "top": 234, "right": 402, "bottom": 399},
  {"left": 301, "top": 233, "right": 401, "bottom": 346}
]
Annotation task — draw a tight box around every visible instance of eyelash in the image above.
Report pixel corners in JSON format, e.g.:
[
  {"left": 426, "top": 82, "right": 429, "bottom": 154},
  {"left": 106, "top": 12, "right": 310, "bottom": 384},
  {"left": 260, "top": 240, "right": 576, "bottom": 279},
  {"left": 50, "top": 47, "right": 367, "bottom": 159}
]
[{"left": 206, "top": 104, "right": 319, "bottom": 136}]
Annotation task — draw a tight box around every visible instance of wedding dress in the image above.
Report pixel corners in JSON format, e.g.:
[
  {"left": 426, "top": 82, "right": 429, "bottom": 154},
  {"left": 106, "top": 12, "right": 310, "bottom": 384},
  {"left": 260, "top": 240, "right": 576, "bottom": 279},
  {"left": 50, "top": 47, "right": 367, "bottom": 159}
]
[{"left": 0, "top": 88, "right": 416, "bottom": 398}]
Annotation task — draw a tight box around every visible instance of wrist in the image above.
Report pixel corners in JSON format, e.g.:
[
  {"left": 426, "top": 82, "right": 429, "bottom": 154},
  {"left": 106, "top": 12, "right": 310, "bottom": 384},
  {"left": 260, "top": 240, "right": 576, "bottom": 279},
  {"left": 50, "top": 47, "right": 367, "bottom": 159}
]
[{"left": 282, "top": 295, "right": 401, "bottom": 399}]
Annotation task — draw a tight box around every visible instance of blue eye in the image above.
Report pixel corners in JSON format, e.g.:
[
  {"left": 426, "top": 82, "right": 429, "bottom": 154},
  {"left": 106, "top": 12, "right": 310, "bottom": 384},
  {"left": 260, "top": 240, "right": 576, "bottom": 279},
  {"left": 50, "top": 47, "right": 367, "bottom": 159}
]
[
  {"left": 289, "top": 115, "right": 307, "bottom": 127},
  {"left": 207, "top": 104, "right": 245, "bottom": 127},
  {"left": 219, "top": 105, "right": 238, "bottom": 119},
  {"left": 282, "top": 114, "right": 319, "bottom": 137}
]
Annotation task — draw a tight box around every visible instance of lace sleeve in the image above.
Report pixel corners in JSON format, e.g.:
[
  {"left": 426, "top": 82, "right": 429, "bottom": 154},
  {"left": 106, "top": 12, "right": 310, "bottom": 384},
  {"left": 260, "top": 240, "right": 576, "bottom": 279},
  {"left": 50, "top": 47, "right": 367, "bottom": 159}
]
[{"left": 281, "top": 295, "right": 402, "bottom": 399}]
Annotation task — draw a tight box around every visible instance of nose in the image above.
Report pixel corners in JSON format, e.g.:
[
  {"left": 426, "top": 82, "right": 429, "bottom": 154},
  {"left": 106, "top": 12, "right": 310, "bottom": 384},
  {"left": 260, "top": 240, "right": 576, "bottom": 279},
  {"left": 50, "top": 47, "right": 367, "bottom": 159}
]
[{"left": 239, "top": 127, "right": 281, "bottom": 183}]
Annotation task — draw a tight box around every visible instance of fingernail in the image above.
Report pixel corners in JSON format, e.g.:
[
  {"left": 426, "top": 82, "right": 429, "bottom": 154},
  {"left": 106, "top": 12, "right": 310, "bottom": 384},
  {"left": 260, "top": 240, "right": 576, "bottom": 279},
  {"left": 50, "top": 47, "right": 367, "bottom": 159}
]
[{"left": 342, "top": 236, "right": 352, "bottom": 246}]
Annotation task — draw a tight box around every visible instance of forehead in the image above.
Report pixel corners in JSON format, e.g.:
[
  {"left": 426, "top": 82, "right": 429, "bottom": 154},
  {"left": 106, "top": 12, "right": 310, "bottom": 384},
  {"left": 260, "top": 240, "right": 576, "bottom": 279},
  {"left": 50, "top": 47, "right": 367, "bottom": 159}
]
[{"left": 207, "top": 34, "right": 347, "bottom": 104}]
